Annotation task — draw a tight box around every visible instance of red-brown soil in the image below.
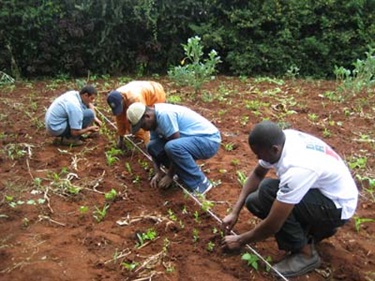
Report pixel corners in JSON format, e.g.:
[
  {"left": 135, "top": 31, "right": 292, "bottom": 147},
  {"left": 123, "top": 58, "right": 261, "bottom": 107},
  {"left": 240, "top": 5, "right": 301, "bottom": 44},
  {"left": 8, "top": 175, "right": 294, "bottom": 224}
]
[{"left": 0, "top": 76, "right": 374, "bottom": 281}]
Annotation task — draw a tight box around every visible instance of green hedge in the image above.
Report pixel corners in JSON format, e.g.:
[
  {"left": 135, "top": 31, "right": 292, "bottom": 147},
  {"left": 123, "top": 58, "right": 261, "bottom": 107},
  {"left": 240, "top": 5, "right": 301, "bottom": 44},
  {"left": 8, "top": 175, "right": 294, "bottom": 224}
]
[{"left": 0, "top": 0, "right": 374, "bottom": 78}]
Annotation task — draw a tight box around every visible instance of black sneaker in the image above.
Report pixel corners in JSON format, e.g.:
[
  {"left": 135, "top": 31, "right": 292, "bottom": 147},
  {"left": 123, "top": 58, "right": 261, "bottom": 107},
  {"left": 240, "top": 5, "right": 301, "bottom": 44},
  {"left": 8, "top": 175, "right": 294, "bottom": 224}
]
[
  {"left": 60, "top": 137, "right": 84, "bottom": 146},
  {"left": 273, "top": 244, "right": 321, "bottom": 277}
]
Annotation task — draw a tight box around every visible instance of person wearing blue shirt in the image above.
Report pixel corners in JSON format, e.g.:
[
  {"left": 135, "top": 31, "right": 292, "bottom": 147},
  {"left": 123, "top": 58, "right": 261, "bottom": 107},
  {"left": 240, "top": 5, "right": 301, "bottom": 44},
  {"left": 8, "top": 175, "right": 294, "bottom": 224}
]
[
  {"left": 45, "top": 85, "right": 102, "bottom": 146},
  {"left": 126, "top": 102, "right": 221, "bottom": 194}
]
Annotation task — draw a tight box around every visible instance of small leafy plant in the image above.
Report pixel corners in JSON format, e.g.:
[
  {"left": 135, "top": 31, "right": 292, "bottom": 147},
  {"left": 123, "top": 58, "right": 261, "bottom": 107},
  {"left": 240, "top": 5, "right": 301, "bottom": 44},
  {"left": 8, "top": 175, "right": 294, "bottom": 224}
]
[
  {"left": 104, "top": 189, "right": 118, "bottom": 201},
  {"left": 242, "top": 252, "right": 259, "bottom": 270},
  {"left": 236, "top": 170, "right": 247, "bottom": 186},
  {"left": 136, "top": 228, "right": 157, "bottom": 248},
  {"left": 353, "top": 216, "right": 375, "bottom": 232},
  {"left": 93, "top": 204, "right": 109, "bottom": 222},
  {"left": 105, "top": 147, "right": 122, "bottom": 166},
  {"left": 207, "top": 241, "right": 215, "bottom": 252}
]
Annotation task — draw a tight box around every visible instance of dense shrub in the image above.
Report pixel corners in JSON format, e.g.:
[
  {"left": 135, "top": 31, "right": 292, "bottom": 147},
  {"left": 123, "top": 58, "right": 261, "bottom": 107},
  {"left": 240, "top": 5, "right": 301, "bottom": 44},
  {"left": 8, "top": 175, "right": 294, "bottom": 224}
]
[{"left": 0, "top": 0, "right": 374, "bottom": 78}]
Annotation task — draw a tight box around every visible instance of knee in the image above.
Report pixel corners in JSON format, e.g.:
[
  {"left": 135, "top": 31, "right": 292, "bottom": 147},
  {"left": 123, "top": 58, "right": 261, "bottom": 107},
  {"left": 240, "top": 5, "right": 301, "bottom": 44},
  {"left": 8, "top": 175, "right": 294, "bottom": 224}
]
[
  {"left": 258, "top": 178, "right": 279, "bottom": 200},
  {"left": 164, "top": 141, "right": 179, "bottom": 157},
  {"left": 85, "top": 109, "right": 95, "bottom": 119},
  {"left": 146, "top": 140, "right": 157, "bottom": 156}
]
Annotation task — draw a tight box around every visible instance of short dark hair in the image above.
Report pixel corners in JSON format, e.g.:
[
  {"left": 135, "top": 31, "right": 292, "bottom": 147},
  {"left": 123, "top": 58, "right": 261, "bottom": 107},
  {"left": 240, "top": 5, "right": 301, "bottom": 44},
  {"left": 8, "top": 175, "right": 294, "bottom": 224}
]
[
  {"left": 80, "top": 85, "right": 97, "bottom": 96},
  {"left": 248, "top": 120, "right": 285, "bottom": 148}
]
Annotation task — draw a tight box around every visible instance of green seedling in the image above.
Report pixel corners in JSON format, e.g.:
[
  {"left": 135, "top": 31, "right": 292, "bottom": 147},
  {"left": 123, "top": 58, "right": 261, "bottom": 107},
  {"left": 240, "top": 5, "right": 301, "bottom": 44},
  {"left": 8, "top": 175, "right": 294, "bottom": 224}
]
[
  {"left": 207, "top": 241, "right": 215, "bottom": 252},
  {"left": 33, "top": 177, "right": 42, "bottom": 189},
  {"left": 22, "top": 217, "right": 30, "bottom": 227},
  {"left": 231, "top": 158, "right": 240, "bottom": 166},
  {"left": 138, "top": 159, "right": 149, "bottom": 170},
  {"left": 236, "top": 170, "right": 247, "bottom": 186},
  {"left": 167, "top": 95, "right": 182, "bottom": 104},
  {"left": 122, "top": 261, "right": 139, "bottom": 271},
  {"left": 307, "top": 113, "right": 318, "bottom": 122},
  {"left": 125, "top": 162, "right": 132, "bottom": 174},
  {"left": 354, "top": 216, "right": 375, "bottom": 232},
  {"left": 192, "top": 228, "right": 199, "bottom": 243},
  {"left": 105, "top": 150, "right": 120, "bottom": 166},
  {"left": 168, "top": 209, "right": 177, "bottom": 221},
  {"left": 240, "top": 115, "right": 249, "bottom": 126},
  {"left": 162, "top": 238, "right": 170, "bottom": 253},
  {"left": 201, "top": 199, "right": 214, "bottom": 212},
  {"left": 355, "top": 175, "right": 375, "bottom": 202},
  {"left": 322, "top": 127, "right": 332, "bottom": 138},
  {"left": 179, "top": 220, "right": 185, "bottom": 229},
  {"left": 136, "top": 228, "right": 157, "bottom": 248},
  {"left": 4, "top": 143, "right": 27, "bottom": 160},
  {"left": 242, "top": 252, "right": 260, "bottom": 270},
  {"left": 79, "top": 206, "right": 89, "bottom": 214},
  {"left": 222, "top": 142, "right": 235, "bottom": 152},
  {"left": 104, "top": 189, "right": 117, "bottom": 201},
  {"left": 181, "top": 205, "right": 188, "bottom": 214},
  {"left": 132, "top": 175, "right": 141, "bottom": 184},
  {"left": 347, "top": 156, "right": 367, "bottom": 170},
  {"left": 193, "top": 210, "right": 200, "bottom": 223},
  {"left": 93, "top": 204, "right": 109, "bottom": 222}
]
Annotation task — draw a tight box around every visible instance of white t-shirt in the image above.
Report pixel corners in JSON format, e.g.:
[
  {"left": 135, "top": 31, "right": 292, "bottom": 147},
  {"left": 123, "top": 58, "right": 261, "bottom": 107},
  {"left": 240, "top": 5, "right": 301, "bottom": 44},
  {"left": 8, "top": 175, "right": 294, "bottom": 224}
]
[{"left": 259, "top": 129, "right": 358, "bottom": 219}]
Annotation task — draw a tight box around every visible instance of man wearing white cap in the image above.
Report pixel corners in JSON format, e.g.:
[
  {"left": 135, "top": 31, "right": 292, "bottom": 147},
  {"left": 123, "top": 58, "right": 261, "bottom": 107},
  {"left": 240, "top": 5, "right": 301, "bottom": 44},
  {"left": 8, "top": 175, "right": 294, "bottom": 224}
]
[
  {"left": 127, "top": 102, "right": 221, "bottom": 194},
  {"left": 106, "top": 81, "right": 166, "bottom": 149}
]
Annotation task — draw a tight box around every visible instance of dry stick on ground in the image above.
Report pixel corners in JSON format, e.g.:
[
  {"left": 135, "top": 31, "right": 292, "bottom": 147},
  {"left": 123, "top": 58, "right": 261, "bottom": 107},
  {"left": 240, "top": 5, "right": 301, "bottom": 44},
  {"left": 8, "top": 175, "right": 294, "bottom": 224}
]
[
  {"left": 38, "top": 215, "right": 66, "bottom": 226},
  {"left": 43, "top": 186, "right": 53, "bottom": 213},
  {"left": 104, "top": 248, "right": 132, "bottom": 265},
  {"left": 132, "top": 251, "right": 164, "bottom": 276},
  {"left": 84, "top": 170, "right": 106, "bottom": 194}
]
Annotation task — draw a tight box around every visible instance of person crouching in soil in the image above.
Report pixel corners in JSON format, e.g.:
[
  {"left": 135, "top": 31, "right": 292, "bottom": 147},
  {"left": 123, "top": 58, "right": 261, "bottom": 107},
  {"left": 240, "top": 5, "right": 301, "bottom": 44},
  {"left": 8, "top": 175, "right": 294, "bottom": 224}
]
[
  {"left": 45, "top": 85, "right": 102, "bottom": 146},
  {"left": 221, "top": 120, "right": 358, "bottom": 278},
  {"left": 126, "top": 102, "right": 221, "bottom": 195},
  {"left": 106, "top": 81, "right": 166, "bottom": 149}
]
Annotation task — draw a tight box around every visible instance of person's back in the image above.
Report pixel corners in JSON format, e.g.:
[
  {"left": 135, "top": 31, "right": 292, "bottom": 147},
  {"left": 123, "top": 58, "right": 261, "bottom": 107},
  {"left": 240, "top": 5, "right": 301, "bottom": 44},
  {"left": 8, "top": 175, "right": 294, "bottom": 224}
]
[
  {"left": 45, "top": 90, "right": 82, "bottom": 136},
  {"left": 107, "top": 81, "right": 166, "bottom": 146},
  {"left": 264, "top": 129, "right": 357, "bottom": 220},
  {"left": 117, "top": 81, "right": 165, "bottom": 105},
  {"left": 153, "top": 103, "right": 220, "bottom": 141}
]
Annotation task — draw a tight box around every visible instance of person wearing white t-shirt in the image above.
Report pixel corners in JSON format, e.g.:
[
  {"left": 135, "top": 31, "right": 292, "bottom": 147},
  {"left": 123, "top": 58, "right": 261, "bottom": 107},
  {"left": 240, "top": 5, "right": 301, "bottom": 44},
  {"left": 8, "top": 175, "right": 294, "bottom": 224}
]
[{"left": 221, "top": 121, "right": 358, "bottom": 278}]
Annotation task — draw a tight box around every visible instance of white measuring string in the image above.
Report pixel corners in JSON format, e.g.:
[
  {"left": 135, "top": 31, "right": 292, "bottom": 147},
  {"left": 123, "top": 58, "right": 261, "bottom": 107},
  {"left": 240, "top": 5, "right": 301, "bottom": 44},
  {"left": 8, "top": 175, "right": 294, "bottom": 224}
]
[{"left": 96, "top": 108, "right": 289, "bottom": 281}]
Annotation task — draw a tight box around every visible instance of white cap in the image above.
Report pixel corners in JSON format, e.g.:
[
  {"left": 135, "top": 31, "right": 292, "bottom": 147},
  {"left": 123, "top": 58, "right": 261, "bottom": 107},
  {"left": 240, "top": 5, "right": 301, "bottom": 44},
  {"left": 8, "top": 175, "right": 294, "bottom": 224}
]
[{"left": 127, "top": 102, "right": 146, "bottom": 134}]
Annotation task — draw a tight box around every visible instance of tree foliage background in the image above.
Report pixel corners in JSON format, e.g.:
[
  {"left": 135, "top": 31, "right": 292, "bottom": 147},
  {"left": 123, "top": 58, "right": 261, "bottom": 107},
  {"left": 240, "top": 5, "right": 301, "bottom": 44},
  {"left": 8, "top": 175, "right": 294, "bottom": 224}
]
[{"left": 0, "top": 0, "right": 374, "bottom": 78}]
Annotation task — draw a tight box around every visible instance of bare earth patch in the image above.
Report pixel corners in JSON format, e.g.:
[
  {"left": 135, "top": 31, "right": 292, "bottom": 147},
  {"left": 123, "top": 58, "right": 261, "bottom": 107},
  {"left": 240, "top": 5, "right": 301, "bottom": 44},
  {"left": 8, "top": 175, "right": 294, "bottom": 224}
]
[{"left": 0, "top": 76, "right": 374, "bottom": 281}]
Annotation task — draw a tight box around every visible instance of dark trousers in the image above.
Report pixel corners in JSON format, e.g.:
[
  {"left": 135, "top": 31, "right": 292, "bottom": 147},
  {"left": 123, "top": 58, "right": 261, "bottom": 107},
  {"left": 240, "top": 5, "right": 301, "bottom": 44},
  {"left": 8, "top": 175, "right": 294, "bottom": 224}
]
[
  {"left": 245, "top": 178, "right": 348, "bottom": 252},
  {"left": 59, "top": 109, "right": 95, "bottom": 138}
]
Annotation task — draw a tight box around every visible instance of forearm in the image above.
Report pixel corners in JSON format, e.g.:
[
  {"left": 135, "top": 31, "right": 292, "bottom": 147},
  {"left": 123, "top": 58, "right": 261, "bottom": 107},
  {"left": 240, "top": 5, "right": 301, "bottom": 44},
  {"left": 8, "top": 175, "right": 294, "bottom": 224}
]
[
  {"left": 231, "top": 171, "right": 262, "bottom": 215},
  {"left": 70, "top": 126, "right": 95, "bottom": 136},
  {"left": 238, "top": 220, "right": 276, "bottom": 245}
]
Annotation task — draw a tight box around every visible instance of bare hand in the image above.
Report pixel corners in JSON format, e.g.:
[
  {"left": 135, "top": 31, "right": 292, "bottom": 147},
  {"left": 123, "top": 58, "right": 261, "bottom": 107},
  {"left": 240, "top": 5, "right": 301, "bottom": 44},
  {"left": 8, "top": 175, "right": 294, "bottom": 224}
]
[
  {"left": 117, "top": 137, "right": 126, "bottom": 150},
  {"left": 158, "top": 175, "right": 173, "bottom": 189},
  {"left": 221, "top": 235, "right": 242, "bottom": 251},
  {"left": 221, "top": 212, "right": 238, "bottom": 234},
  {"left": 150, "top": 172, "right": 162, "bottom": 188},
  {"left": 94, "top": 117, "right": 102, "bottom": 127},
  {"left": 91, "top": 126, "right": 100, "bottom": 132}
]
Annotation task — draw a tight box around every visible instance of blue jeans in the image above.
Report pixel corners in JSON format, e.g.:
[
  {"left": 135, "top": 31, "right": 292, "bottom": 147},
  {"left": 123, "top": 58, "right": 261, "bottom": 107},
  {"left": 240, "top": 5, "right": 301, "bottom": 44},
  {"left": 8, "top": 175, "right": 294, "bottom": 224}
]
[
  {"left": 60, "top": 109, "right": 95, "bottom": 138},
  {"left": 245, "top": 178, "right": 347, "bottom": 252},
  {"left": 147, "top": 135, "right": 220, "bottom": 190}
]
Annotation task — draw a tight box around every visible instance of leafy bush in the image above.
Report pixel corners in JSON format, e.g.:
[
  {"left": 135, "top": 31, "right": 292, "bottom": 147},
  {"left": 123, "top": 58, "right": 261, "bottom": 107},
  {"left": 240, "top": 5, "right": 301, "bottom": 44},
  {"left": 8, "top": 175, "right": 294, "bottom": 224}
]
[
  {"left": 334, "top": 46, "right": 375, "bottom": 97},
  {"left": 168, "top": 36, "right": 221, "bottom": 94}
]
